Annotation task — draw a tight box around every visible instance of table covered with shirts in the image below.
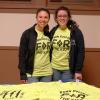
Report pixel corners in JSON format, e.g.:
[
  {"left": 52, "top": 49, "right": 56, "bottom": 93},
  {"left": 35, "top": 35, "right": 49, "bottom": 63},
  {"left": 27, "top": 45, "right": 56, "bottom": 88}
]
[{"left": 0, "top": 82, "right": 100, "bottom": 100}]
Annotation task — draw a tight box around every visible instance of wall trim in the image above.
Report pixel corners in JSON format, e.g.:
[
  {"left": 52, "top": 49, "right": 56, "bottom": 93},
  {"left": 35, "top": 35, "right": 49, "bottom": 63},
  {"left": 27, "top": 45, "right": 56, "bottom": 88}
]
[
  {"left": 0, "top": 46, "right": 100, "bottom": 51},
  {"left": 0, "top": 0, "right": 100, "bottom": 15},
  {"left": 0, "top": 46, "right": 18, "bottom": 50}
]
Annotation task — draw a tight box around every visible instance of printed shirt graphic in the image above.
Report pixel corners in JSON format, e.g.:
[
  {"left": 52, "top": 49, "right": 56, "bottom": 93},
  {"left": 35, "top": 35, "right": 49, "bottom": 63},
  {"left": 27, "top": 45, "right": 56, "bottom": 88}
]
[
  {"left": 52, "top": 27, "right": 71, "bottom": 70},
  {"left": 32, "top": 29, "right": 52, "bottom": 76},
  {"left": 0, "top": 82, "right": 100, "bottom": 100}
]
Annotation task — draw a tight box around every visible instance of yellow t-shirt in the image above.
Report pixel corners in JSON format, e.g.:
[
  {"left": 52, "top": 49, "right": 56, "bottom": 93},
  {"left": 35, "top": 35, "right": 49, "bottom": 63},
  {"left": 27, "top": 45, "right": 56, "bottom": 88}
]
[
  {"left": 0, "top": 82, "right": 100, "bottom": 100},
  {"left": 28, "top": 29, "right": 52, "bottom": 76},
  {"left": 51, "top": 27, "right": 71, "bottom": 70}
]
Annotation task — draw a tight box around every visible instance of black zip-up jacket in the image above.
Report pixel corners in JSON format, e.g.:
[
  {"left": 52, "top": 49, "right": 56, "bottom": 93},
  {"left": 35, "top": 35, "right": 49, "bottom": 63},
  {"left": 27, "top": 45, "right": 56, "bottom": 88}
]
[
  {"left": 18, "top": 24, "right": 50, "bottom": 80},
  {"left": 50, "top": 23, "right": 85, "bottom": 75}
]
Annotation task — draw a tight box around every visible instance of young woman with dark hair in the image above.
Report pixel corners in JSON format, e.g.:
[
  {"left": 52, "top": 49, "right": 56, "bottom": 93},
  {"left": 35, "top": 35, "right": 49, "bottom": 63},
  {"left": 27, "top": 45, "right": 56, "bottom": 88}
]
[
  {"left": 50, "top": 6, "right": 85, "bottom": 82},
  {"left": 18, "top": 8, "right": 52, "bottom": 83}
]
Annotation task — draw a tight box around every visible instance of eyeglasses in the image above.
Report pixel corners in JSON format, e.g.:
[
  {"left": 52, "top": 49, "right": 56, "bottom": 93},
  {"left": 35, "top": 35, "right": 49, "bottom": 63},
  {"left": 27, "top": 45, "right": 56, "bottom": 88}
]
[{"left": 57, "top": 15, "right": 68, "bottom": 18}]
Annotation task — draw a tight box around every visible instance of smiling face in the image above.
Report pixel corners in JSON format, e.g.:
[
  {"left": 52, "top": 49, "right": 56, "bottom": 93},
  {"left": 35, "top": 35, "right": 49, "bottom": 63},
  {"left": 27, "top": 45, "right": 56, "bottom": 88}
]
[
  {"left": 56, "top": 10, "right": 69, "bottom": 29},
  {"left": 36, "top": 10, "right": 50, "bottom": 30}
]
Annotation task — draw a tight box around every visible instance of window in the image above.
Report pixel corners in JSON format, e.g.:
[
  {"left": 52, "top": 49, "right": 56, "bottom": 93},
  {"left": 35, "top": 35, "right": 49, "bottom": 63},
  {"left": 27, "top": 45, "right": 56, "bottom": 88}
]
[
  {"left": 0, "top": 0, "right": 100, "bottom": 14},
  {"left": 47, "top": 0, "right": 100, "bottom": 15},
  {"left": 0, "top": 0, "right": 46, "bottom": 13}
]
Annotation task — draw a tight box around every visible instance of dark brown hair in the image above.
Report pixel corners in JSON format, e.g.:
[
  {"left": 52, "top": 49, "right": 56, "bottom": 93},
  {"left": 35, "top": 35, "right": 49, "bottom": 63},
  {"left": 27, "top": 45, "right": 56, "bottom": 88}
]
[
  {"left": 55, "top": 6, "right": 71, "bottom": 20},
  {"left": 54, "top": 6, "right": 78, "bottom": 30},
  {"left": 36, "top": 8, "right": 50, "bottom": 19}
]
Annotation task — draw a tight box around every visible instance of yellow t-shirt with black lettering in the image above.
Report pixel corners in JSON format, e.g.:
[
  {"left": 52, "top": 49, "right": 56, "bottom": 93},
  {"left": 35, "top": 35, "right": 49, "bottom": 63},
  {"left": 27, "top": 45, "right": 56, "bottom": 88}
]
[
  {"left": 52, "top": 27, "right": 71, "bottom": 70},
  {"left": 31, "top": 29, "right": 52, "bottom": 76}
]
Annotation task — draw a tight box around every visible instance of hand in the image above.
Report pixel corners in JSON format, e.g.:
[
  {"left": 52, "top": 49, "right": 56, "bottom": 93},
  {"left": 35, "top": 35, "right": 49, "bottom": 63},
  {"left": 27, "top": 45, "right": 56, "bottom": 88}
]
[
  {"left": 21, "top": 80, "right": 27, "bottom": 84},
  {"left": 74, "top": 73, "right": 82, "bottom": 80}
]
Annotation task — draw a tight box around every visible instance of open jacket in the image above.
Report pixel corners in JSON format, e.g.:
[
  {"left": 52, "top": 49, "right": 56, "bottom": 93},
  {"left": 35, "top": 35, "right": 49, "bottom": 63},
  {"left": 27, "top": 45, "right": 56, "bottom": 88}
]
[
  {"left": 50, "top": 22, "right": 85, "bottom": 75},
  {"left": 18, "top": 24, "right": 50, "bottom": 80}
]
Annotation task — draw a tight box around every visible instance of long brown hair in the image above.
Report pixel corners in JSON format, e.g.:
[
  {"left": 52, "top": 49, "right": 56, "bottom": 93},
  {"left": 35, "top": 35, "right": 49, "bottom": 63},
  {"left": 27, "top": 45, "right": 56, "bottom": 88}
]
[{"left": 55, "top": 6, "right": 78, "bottom": 30}]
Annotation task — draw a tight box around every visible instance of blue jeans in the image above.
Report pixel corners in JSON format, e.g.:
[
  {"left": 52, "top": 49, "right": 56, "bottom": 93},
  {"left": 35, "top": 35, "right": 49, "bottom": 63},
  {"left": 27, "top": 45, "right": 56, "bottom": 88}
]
[
  {"left": 53, "top": 69, "right": 75, "bottom": 82},
  {"left": 27, "top": 75, "right": 52, "bottom": 83}
]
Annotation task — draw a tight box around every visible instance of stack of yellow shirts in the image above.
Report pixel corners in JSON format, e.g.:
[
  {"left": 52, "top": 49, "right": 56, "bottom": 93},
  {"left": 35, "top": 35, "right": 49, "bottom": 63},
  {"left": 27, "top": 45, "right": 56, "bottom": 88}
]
[{"left": 0, "top": 82, "right": 100, "bottom": 100}]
